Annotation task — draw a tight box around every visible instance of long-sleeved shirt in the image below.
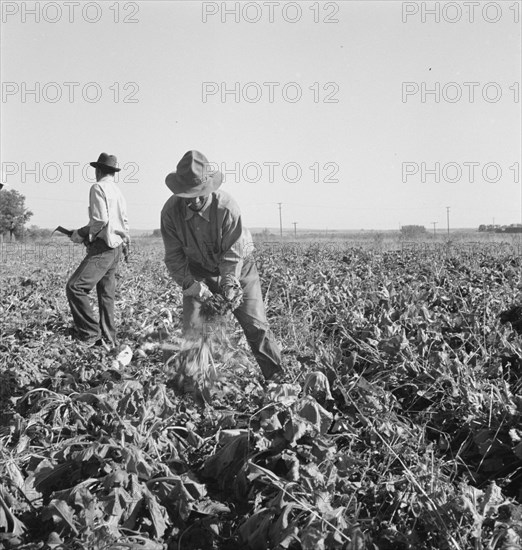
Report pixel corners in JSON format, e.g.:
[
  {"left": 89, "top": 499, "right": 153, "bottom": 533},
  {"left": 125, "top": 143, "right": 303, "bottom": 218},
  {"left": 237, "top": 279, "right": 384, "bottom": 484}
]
[
  {"left": 78, "top": 175, "right": 129, "bottom": 248},
  {"left": 160, "top": 190, "right": 254, "bottom": 287}
]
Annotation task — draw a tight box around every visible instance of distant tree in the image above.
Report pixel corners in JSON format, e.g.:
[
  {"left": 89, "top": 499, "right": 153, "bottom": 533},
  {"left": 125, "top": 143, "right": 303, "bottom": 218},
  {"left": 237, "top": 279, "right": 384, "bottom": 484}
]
[
  {"left": 478, "top": 224, "right": 486, "bottom": 232},
  {"left": 504, "top": 225, "right": 522, "bottom": 233},
  {"left": 400, "top": 225, "right": 427, "bottom": 238},
  {"left": 0, "top": 189, "right": 33, "bottom": 239},
  {"left": 152, "top": 229, "right": 161, "bottom": 237},
  {"left": 26, "top": 225, "right": 52, "bottom": 240}
]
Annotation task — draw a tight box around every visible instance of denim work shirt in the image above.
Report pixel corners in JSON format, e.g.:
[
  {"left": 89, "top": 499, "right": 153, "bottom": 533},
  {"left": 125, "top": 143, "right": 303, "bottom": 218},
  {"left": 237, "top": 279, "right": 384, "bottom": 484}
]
[
  {"left": 160, "top": 190, "right": 254, "bottom": 287},
  {"left": 80, "top": 176, "right": 129, "bottom": 248}
]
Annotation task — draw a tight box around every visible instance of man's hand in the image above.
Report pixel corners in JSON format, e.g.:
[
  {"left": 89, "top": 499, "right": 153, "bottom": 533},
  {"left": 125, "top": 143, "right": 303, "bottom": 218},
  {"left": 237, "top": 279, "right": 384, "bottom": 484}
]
[
  {"left": 222, "top": 285, "right": 242, "bottom": 303},
  {"left": 220, "top": 276, "right": 243, "bottom": 308},
  {"left": 115, "top": 229, "right": 130, "bottom": 245},
  {"left": 183, "top": 281, "right": 213, "bottom": 302},
  {"left": 70, "top": 230, "right": 85, "bottom": 244}
]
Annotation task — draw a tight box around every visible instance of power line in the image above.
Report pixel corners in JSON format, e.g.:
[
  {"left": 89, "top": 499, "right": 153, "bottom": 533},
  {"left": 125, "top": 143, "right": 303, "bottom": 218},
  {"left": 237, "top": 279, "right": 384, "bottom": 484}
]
[{"left": 277, "top": 202, "right": 460, "bottom": 212}]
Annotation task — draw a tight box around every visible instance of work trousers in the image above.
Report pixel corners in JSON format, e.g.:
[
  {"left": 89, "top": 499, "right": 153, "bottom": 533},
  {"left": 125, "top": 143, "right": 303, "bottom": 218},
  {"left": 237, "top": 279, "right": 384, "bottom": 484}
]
[
  {"left": 183, "top": 258, "right": 283, "bottom": 380},
  {"left": 66, "top": 240, "right": 122, "bottom": 344}
]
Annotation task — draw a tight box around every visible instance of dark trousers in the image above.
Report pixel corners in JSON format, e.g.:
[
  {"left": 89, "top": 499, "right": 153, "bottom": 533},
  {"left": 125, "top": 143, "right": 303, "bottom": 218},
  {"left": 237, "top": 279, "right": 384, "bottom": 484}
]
[
  {"left": 66, "top": 240, "right": 122, "bottom": 343},
  {"left": 183, "top": 258, "right": 283, "bottom": 380}
]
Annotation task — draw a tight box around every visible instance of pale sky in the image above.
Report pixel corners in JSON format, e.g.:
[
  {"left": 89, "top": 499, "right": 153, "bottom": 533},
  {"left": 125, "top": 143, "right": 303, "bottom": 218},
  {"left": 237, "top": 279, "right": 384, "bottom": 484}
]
[{"left": 1, "top": 0, "right": 521, "bottom": 231}]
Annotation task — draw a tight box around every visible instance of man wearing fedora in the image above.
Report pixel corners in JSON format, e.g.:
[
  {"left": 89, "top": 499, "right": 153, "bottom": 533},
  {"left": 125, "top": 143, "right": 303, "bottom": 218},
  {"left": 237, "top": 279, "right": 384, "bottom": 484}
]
[
  {"left": 161, "top": 150, "right": 284, "bottom": 382},
  {"left": 66, "top": 152, "right": 129, "bottom": 348}
]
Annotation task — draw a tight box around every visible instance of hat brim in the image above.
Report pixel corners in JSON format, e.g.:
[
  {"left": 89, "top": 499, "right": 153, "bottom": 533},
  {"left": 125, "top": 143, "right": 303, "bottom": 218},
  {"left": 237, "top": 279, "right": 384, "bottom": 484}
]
[
  {"left": 165, "top": 171, "right": 223, "bottom": 197},
  {"left": 90, "top": 162, "right": 121, "bottom": 172}
]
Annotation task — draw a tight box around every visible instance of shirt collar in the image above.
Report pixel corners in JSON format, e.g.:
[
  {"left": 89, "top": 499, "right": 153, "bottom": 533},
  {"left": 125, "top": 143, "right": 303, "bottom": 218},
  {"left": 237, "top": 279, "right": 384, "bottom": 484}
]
[{"left": 184, "top": 195, "right": 212, "bottom": 221}]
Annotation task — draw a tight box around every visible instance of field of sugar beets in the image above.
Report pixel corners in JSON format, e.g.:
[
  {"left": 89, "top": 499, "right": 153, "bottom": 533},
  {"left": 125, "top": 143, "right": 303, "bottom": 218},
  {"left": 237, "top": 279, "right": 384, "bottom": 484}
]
[{"left": 4, "top": 237, "right": 522, "bottom": 549}]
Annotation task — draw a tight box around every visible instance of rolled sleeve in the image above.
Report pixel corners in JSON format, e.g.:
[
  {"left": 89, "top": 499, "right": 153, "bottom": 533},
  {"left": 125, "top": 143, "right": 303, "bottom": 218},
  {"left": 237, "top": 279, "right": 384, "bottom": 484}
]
[
  {"left": 123, "top": 210, "right": 129, "bottom": 235},
  {"left": 161, "top": 204, "right": 190, "bottom": 287},
  {"left": 121, "top": 199, "right": 130, "bottom": 237},
  {"left": 88, "top": 184, "right": 108, "bottom": 241},
  {"left": 219, "top": 210, "right": 244, "bottom": 280},
  {"left": 119, "top": 205, "right": 130, "bottom": 242}
]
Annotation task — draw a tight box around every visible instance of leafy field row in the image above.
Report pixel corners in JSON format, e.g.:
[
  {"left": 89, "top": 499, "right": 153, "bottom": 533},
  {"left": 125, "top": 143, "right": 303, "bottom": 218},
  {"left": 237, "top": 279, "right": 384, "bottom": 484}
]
[{"left": 2, "top": 238, "right": 522, "bottom": 549}]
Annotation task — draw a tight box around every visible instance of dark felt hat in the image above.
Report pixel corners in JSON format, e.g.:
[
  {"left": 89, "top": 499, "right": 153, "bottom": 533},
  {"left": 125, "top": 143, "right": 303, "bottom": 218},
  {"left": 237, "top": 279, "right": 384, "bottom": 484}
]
[
  {"left": 165, "top": 150, "right": 223, "bottom": 197},
  {"left": 90, "top": 152, "right": 121, "bottom": 172}
]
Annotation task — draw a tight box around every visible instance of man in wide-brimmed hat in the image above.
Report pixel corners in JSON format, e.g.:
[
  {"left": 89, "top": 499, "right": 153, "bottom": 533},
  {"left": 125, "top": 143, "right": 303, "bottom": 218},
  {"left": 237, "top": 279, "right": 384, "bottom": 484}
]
[
  {"left": 161, "top": 150, "right": 284, "bottom": 382},
  {"left": 66, "top": 152, "right": 129, "bottom": 349}
]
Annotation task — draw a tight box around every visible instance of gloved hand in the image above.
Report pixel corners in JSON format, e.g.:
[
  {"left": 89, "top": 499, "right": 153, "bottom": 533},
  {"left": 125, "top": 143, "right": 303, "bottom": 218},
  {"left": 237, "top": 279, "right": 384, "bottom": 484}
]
[
  {"left": 183, "top": 280, "right": 213, "bottom": 302},
  {"left": 220, "top": 275, "right": 243, "bottom": 307},
  {"left": 70, "top": 230, "right": 85, "bottom": 244}
]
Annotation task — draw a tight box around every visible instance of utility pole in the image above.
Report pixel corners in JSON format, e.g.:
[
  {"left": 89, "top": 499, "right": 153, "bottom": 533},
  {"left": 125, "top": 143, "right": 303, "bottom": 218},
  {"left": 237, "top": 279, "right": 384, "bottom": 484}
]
[
  {"left": 292, "top": 222, "right": 297, "bottom": 238},
  {"left": 277, "top": 202, "right": 283, "bottom": 238},
  {"left": 446, "top": 206, "right": 450, "bottom": 237},
  {"left": 432, "top": 222, "right": 437, "bottom": 237}
]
